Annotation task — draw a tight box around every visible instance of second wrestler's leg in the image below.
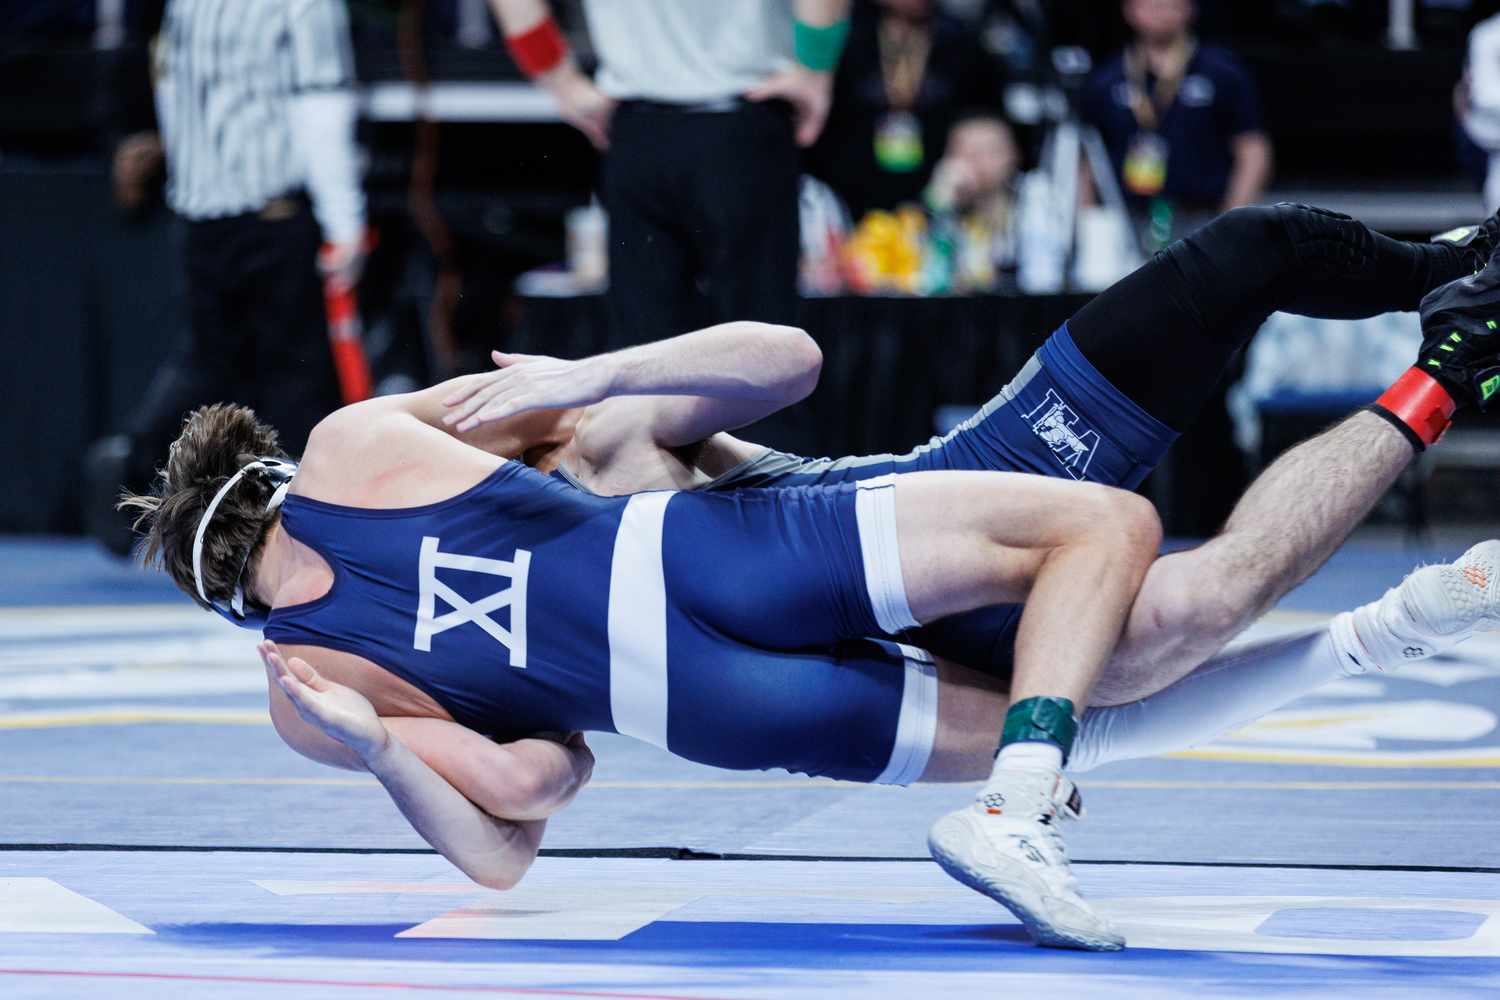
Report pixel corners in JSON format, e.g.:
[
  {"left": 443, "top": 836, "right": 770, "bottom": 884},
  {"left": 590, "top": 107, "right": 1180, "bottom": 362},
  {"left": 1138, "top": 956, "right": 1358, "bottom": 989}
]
[
  {"left": 1097, "top": 243, "right": 1500, "bottom": 705},
  {"left": 1094, "top": 410, "right": 1412, "bottom": 705},
  {"left": 1068, "top": 203, "right": 1468, "bottom": 431}
]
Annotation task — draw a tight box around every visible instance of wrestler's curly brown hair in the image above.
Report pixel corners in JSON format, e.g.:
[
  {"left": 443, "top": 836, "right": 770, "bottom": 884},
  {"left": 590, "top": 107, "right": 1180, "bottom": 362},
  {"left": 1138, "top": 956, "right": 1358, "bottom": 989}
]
[{"left": 119, "top": 404, "right": 290, "bottom": 611}]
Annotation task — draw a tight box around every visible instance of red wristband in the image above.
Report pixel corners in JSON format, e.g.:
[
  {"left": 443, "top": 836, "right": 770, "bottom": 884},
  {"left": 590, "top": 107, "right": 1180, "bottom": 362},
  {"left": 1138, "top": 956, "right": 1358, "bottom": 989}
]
[
  {"left": 506, "top": 17, "right": 569, "bottom": 78},
  {"left": 1369, "top": 367, "right": 1457, "bottom": 450}
]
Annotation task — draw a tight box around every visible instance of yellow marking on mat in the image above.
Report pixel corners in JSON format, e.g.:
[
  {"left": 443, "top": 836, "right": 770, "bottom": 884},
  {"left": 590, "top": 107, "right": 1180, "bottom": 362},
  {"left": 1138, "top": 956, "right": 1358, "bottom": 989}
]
[
  {"left": 0, "top": 708, "right": 271, "bottom": 729},
  {"left": 1237, "top": 712, "right": 1378, "bottom": 730}
]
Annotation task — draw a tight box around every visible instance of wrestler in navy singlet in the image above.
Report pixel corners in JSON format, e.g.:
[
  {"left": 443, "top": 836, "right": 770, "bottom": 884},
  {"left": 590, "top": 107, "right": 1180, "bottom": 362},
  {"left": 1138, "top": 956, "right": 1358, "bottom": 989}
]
[
  {"left": 263, "top": 461, "right": 938, "bottom": 783},
  {"left": 553, "top": 326, "right": 1178, "bottom": 683}
]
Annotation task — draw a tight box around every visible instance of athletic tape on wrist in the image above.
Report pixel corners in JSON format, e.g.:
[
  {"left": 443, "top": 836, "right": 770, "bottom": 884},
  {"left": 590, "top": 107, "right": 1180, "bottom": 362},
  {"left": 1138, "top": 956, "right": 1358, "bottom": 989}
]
[
  {"left": 999, "top": 696, "right": 1078, "bottom": 761},
  {"left": 506, "top": 17, "right": 569, "bottom": 78},
  {"left": 1364, "top": 366, "right": 1457, "bottom": 452},
  {"left": 794, "top": 19, "right": 850, "bottom": 73}
]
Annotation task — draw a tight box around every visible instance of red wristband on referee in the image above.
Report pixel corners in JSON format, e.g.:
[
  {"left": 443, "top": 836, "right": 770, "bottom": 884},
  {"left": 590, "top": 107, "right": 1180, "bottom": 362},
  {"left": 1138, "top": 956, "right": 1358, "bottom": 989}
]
[
  {"left": 1365, "top": 367, "right": 1457, "bottom": 452},
  {"left": 506, "top": 17, "right": 569, "bottom": 78}
]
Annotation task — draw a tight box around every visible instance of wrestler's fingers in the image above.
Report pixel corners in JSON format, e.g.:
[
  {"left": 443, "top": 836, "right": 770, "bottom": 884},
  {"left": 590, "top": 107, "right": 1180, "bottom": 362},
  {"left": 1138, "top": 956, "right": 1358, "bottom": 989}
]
[
  {"left": 256, "top": 641, "right": 289, "bottom": 680},
  {"left": 442, "top": 373, "right": 510, "bottom": 416},
  {"left": 459, "top": 390, "right": 543, "bottom": 431},
  {"left": 284, "top": 655, "right": 331, "bottom": 692}
]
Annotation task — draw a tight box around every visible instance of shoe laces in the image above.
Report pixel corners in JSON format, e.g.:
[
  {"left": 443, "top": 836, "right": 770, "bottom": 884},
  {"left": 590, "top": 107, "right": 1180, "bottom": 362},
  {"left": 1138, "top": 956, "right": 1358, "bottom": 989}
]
[{"left": 982, "top": 772, "right": 1087, "bottom": 895}]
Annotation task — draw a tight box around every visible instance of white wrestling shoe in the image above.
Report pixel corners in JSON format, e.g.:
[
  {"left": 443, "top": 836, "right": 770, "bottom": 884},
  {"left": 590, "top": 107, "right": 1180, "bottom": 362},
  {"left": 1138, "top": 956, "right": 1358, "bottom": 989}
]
[
  {"left": 1351, "top": 539, "right": 1500, "bottom": 669},
  {"left": 927, "top": 769, "right": 1125, "bottom": 951}
]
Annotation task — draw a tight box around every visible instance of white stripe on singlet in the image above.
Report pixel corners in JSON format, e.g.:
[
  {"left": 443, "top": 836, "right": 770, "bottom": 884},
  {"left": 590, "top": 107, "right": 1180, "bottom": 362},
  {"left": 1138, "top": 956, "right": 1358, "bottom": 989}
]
[
  {"left": 607, "top": 491, "right": 676, "bottom": 749},
  {"left": 873, "top": 644, "right": 939, "bottom": 786},
  {"left": 854, "top": 475, "right": 920, "bottom": 635}
]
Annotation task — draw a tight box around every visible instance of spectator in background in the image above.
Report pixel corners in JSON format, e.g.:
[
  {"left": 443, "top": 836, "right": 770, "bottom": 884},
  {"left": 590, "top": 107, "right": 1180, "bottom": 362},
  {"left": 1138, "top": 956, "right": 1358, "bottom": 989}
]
[
  {"left": 806, "top": 0, "right": 1006, "bottom": 222},
  {"left": 1083, "top": 0, "right": 1272, "bottom": 253},
  {"left": 923, "top": 114, "right": 1021, "bottom": 276},
  {"left": 488, "top": 0, "right": 852, "bottom": 348},
  {"left": 1461, "top": 12, "right": 1500, "bottom": 212},
  {"left": 84, "top": 0, "right": 365, "bottom": 555}
]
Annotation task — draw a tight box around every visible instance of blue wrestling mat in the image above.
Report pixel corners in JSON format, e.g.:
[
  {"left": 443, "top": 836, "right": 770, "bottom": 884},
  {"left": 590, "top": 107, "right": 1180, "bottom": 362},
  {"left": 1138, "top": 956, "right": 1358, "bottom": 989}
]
[{"left": 2, "top": 533, "right": 1499, "bottom": 998}]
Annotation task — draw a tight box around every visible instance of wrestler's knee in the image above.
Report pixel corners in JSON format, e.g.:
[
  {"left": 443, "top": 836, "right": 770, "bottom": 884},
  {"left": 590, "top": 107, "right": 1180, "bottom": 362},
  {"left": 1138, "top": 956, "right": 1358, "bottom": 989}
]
[{"left": 1063, "top": 485, "right": 1162, "bottom": 574}]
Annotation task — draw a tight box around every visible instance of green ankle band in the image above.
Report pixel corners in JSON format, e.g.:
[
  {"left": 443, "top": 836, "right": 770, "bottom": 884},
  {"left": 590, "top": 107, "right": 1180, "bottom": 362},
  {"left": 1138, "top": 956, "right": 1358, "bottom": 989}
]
[
  {"left": 794, "top": 19, "right": 850, "bottom": 73},
  {"left": 1000, "top": 696, "right": 1078, "bottom": 759}
]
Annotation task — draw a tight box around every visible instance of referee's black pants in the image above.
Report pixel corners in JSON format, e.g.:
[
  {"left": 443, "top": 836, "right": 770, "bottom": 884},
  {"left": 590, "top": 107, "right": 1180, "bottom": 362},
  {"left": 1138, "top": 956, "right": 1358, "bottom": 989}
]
[
  {"left": 126, "top": 199, "right": 342, "bottom": 485},
  {"left": 603, "top": 99, "right": 800, "bottom": 348}
]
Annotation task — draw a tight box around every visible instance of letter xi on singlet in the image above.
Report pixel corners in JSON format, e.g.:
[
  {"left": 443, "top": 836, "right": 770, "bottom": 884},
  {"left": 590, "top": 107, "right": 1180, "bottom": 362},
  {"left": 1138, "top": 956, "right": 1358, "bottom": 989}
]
[{"left": 414, "top": 536, "right": 531, "bottom": 667}]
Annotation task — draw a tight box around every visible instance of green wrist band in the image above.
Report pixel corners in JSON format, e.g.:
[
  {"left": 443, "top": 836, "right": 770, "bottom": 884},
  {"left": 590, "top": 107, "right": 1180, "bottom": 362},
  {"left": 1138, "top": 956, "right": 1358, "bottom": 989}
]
[
  {"left": 794, "top": 18, "right": 850, "bottom": 73},
  {"left": 1000, "top": 696, "right": 1078, "bottom": 761}
]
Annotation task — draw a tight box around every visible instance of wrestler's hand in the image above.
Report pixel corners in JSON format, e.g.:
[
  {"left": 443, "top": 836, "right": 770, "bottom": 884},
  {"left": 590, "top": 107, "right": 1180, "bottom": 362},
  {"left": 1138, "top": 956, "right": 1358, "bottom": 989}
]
[
  {"left": 259, "top": 641, "right": 390, "bottom": 760},
  {"left": 441, "top": 350, "right": 612, "bottom": 431}
]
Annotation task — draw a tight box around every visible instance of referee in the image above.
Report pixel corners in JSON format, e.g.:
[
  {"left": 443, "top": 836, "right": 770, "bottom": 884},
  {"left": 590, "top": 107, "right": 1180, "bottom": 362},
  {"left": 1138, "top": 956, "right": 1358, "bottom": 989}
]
[
  {"left": 490, "top": 0, "right": 852, "bottom": 348},
  {"left": 85, "top": 0, "right": 365, "bottom": 554}
]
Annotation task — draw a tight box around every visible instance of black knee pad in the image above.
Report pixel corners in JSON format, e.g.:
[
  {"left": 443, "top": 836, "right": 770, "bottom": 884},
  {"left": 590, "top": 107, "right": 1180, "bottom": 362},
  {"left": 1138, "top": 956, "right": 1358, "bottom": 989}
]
[{"left": 1273, "top": 202, "right": 1377, "bottom": 281}]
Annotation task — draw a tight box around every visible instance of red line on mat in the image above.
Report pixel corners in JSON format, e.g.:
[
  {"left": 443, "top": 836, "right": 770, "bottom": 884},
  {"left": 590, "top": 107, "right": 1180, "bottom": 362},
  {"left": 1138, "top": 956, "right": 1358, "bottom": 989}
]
[{"left": 0, "top": 968, "right": 754, "bottom": 1000}]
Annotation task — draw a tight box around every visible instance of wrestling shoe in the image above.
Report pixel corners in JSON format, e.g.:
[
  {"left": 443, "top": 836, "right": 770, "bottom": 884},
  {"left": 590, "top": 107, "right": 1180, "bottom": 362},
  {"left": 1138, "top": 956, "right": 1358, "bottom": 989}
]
[
  {"left": 1351, "top": 540, "right": 1500, "bottom": 669},
  {"left": 927, "top": 769, "right": 1124, "bottom": 951}
]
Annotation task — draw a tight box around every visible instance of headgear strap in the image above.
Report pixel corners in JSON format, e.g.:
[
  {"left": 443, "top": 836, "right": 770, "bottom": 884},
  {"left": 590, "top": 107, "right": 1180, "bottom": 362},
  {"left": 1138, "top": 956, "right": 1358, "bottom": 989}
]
[{"left": 191, "top": 459, "right": 298, "bottom": 610}]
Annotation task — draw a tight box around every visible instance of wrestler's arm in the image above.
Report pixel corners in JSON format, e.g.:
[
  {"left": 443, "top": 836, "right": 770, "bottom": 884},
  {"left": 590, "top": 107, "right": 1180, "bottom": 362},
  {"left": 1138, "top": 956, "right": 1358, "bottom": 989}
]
[
  {"left": 439, "top": 321, "right": 823, "bottom": 444},
  {"left": 259, "top": 643, "right": 583, "bottom": 888}
]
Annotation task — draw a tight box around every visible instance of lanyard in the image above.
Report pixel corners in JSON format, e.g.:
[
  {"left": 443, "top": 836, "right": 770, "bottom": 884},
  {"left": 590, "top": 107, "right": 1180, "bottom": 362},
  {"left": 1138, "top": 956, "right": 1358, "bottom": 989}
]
[
  {"left": 1123, "top": 37, "right": 1197, "bottom": 133},
  {"left": 878, "top": 16, "right": 931, "bottom": 110}
]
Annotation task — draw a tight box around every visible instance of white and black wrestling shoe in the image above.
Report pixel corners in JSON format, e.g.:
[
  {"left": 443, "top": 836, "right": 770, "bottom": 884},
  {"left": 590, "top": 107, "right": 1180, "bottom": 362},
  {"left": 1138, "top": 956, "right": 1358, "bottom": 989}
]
[
  {"left": 927, "top": 769, "right": 1125, "bottom": 951},
  {"left": 1352, "top": 539, "right": 1500, "bottom": 669}
]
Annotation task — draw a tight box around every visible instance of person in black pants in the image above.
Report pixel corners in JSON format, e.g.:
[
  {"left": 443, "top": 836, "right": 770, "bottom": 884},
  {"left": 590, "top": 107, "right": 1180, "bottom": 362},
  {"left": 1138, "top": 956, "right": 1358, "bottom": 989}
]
[
  {"left": 129, "top": 201, "right": 343, "bottom": 479},
  {"left": 603, "top": 100, "right": 801, "bottom": 348}
]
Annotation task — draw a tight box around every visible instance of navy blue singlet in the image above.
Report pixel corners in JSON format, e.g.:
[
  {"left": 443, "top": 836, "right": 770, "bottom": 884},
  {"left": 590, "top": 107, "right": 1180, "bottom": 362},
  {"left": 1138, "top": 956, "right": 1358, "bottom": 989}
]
[
  {"left": 551, "top": 326, "right": 1179, "bottom": 685},
  {"left": 263, "top": 461, "right": 938, "bottom": 783}
]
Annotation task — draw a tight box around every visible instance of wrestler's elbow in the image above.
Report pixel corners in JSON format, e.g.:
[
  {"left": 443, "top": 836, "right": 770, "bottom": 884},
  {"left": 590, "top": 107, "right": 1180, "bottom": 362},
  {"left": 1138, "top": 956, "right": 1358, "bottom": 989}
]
[
  {"left": 779, "top": 327, "right": 823, "bottom": 400},
  {"left": 460, "top": 853, "right": 532, "bottom": 891},
  {"left": 459, "top": 820, "right": 544, "bottom": 890},
  {"left": 463, "top": 854, "right": 531, "bottom": 891},
  {"left": 746, "top": 323, "right": 821, "bottom": 400}
]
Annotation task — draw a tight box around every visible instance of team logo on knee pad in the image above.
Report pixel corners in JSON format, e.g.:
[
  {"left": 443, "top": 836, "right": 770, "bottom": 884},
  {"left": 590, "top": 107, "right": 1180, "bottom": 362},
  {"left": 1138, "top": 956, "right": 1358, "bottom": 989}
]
[
  {"left": 1024, "top": 390, "right": 1100, "bottom": 480},
  {"left": 414, "top": 536, "right": 531, "bottom": 666}
]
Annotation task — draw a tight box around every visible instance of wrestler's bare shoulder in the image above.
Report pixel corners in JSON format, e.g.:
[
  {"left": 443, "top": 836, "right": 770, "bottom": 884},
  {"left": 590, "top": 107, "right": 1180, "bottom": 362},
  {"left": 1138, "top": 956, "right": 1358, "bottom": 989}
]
[{"left": 293, "top": 398, "right": 504, "bottom": 509}]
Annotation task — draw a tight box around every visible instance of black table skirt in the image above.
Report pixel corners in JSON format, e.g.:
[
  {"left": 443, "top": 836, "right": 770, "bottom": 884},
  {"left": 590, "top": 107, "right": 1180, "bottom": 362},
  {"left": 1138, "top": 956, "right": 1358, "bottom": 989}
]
[{"left": 509, "top": 294, "right": 1094, "bottom": 460}]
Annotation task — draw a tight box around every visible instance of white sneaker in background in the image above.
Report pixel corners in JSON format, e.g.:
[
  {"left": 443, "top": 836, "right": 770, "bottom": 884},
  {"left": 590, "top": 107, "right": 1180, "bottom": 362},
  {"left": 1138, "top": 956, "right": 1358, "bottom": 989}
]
[{"left": 927, "top": 768, "right": 1124, "bottom": 951}]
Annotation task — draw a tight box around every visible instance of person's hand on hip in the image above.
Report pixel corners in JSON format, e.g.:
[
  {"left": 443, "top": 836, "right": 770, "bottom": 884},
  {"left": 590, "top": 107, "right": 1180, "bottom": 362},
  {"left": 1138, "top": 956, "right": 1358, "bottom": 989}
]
[
  {"left": 538, "top": 63, "right": 617, "bottom": 150},
  {"left": 747, "top": 66, "right": 833, "bottom": 147}
]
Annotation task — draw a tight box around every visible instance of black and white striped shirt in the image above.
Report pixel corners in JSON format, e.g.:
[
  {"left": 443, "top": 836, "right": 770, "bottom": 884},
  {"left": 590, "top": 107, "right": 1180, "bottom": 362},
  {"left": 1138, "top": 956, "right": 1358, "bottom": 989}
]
[{"left": 154, "top": 0, "right": 365, "bottom": 241}]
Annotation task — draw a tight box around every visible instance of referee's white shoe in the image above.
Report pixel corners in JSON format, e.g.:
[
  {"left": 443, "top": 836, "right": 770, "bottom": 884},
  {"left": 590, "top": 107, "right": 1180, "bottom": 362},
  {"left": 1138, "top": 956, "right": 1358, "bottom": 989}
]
[
  {"left": 1353, "top": 539, "right": 1500, "bottom": 669},
  {"left": 927, "top": 769, "right": 1125, "bottom": 951}
]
